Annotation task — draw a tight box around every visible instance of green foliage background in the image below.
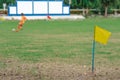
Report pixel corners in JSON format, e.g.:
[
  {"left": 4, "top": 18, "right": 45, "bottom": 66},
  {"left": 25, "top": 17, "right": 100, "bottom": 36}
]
[{"left": 0, "top": 0, "right": 120, "bottom": 9}]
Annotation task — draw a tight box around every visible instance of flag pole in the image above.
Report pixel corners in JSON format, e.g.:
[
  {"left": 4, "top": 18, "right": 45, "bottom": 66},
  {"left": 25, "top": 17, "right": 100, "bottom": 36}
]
[
  {"left": 92, "top": 40, "right": 95, "bottom": 73},
  {"left": 92, "top": 26, "right": 96, "bottom": 73}
]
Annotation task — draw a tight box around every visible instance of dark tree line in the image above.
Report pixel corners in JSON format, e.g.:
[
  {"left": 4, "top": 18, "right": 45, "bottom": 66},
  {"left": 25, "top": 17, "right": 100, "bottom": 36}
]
[
  {"left": 66, "top": 0, "right": 120, "bottom": 16},
  {"left": 0, "top": 0, "right": 120, "bottom": 16}
]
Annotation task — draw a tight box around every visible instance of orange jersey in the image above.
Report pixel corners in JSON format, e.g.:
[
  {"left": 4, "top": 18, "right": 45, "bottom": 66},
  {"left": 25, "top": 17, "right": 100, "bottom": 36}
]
[{"left": 19, "top": 16, "right": 27, "bottom": 25}]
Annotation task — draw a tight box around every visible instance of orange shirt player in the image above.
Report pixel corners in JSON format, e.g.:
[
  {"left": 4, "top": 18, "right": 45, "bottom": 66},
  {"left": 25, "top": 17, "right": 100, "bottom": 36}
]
[{"left": 16, "top": 13, "right": 27, "bottom": 32}]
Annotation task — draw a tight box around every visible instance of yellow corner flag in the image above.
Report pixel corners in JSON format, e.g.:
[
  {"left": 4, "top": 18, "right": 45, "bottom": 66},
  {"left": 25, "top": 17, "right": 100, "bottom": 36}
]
[{"left": 94, "top": 26, "right": 111, "bottom": 45}]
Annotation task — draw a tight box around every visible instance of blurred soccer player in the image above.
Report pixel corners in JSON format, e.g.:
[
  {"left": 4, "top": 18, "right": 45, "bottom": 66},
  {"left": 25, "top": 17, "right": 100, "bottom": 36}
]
[{"left": 16, "top": 13, "right": 27, "bottom": 32}]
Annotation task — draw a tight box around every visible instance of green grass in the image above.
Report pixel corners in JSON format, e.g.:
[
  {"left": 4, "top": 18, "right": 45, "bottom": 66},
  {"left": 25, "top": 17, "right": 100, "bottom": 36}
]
[
  {"left": 0, "top": 17, "right": 120, "bottom": 80},
  {"left": 0, "top": 18, "right": 120, "bottom": 63}
]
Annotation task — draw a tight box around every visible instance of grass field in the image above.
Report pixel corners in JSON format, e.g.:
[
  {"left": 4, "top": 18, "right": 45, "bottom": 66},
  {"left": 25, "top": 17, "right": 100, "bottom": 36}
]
[{"left": 0, "top": 17, "right": 120, "bottom": 80}]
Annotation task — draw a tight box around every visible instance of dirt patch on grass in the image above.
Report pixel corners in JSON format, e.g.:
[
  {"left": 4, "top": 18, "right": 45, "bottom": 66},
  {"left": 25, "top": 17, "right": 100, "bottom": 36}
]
[{"left": 0, "top": 61, "right": 120, "bottom": 80}]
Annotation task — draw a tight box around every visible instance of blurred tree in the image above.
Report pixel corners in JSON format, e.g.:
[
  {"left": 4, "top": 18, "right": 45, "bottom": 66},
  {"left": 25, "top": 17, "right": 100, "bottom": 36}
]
[
  {"left": 101, "top": 0, "right": 117, "bottom": 17},
  {"left": 71, "top": 0, "right": 77, "bottom": 8},
  {"left": 0, "top": 0, "right": 15, "bottom": 8},
  {"left": 80, "top": 0, "right": 95, "bottom": 15},
  {"left": 114, "top": 0, "right": 120, "bottom": 9}
]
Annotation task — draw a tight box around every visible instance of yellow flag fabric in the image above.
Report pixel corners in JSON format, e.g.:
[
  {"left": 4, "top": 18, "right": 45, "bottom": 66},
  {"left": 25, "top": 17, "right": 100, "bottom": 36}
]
[{"left": 94, "top": 26, "right": 111, "bottom": 45}]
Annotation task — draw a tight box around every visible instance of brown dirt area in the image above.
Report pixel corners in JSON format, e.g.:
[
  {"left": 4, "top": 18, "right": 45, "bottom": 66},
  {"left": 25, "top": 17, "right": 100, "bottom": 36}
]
[{"left": 0, "top": 61, "right": 119, "bottom": 80}]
